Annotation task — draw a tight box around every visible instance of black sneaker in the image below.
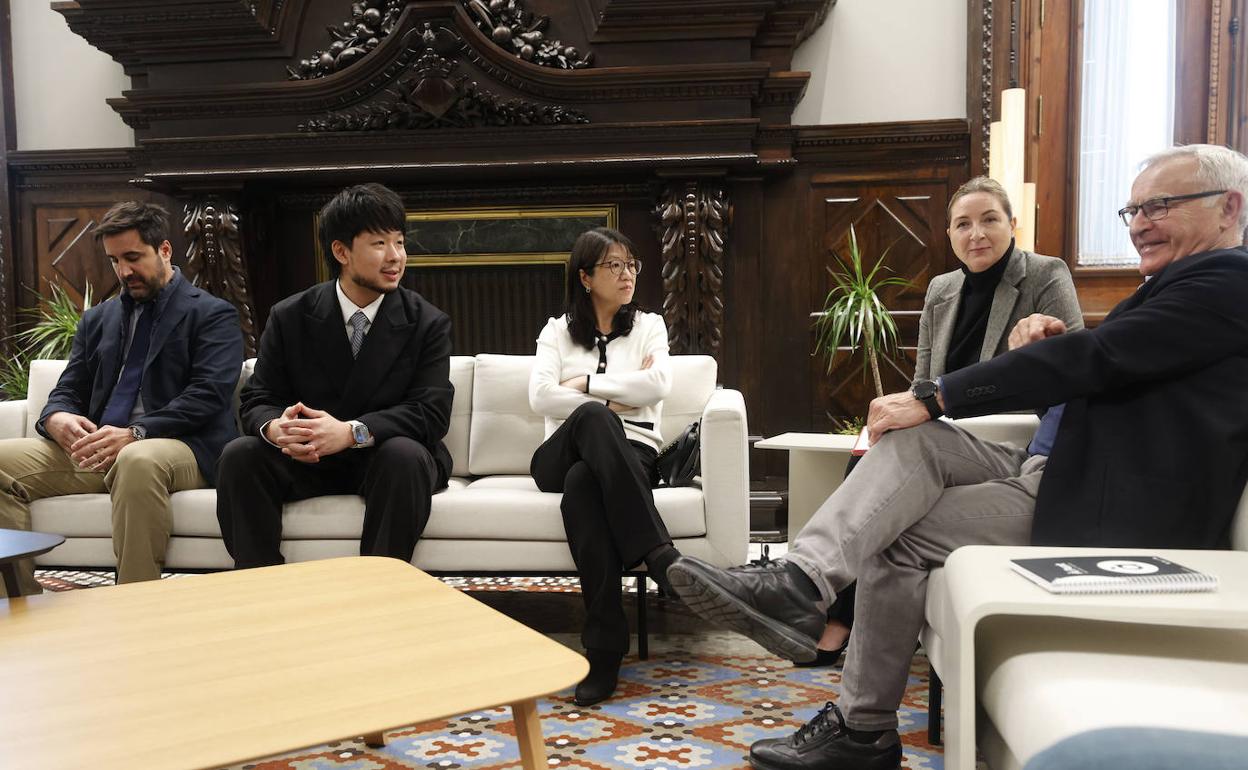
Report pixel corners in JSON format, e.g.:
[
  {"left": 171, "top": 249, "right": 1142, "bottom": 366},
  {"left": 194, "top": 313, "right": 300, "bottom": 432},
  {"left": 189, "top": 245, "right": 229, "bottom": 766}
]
[
  {"left": 750, "top": 702, "right": 902, "bottom": 770},
  {"left": 666, "top": 555, "right": 824, "bottom": 662}
]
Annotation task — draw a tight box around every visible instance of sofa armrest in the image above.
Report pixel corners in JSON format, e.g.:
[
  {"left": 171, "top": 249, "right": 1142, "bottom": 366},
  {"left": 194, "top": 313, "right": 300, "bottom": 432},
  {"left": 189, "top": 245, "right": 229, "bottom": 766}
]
[
  {"left": 949, "top": 413, "right": 1040, "bottom": 450},
  {"left": 0, "top": 399, "right": 28, "bottom": 439},
  {"left": 698, "top": 388, "right": 750, "bottom": 567}
]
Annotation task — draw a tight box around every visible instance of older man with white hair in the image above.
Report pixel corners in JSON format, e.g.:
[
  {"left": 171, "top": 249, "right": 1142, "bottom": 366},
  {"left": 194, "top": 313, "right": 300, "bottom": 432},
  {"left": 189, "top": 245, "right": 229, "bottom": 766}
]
[{"left": 667, "top": 144, "right": 1248, "bottom": 770}]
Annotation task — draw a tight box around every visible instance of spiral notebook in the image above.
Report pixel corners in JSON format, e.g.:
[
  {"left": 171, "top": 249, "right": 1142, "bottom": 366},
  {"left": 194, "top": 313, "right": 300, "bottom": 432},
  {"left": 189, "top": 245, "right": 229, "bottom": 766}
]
[{"left": 1010, "top": 555, "right": 1218, "bottom": 594}]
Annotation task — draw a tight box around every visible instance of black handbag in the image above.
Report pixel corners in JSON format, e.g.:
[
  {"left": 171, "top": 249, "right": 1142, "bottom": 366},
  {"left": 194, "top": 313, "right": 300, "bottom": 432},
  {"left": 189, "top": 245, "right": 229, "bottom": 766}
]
[{"left": 656, "top": 420, "right": 701, "bottom": 486}]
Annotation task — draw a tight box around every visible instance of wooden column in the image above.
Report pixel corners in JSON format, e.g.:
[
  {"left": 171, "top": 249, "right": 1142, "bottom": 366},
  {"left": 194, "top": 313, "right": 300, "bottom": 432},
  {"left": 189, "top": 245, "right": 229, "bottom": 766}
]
[
  {"left": 183, "top": 194, "right": 258, "bottom": 357},
  {"left": 653, "top": 178, "right": 731, "bottom": 359}
]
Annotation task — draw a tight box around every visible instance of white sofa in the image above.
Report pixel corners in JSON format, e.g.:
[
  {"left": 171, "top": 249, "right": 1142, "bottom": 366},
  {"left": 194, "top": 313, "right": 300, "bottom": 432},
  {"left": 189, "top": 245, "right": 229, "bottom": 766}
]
[
  {"left": 919, "top": 416, "right": 1248, "bottom": 770},
  {"left": 0, "top": 355, "right": 749, "bottom": 578}
]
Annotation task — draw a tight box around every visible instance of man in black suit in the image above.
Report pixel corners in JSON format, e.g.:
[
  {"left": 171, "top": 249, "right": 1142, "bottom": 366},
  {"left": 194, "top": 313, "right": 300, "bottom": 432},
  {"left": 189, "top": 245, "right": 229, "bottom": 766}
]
[
  {"left": 215, "top": 183, "right": 453, "bottom": 568},
  {"left": 667, "top": 144, "right": 1248, "bottom": 770},
  {"left": 0, "top": 202, "right": 243, "bottom": 594}
]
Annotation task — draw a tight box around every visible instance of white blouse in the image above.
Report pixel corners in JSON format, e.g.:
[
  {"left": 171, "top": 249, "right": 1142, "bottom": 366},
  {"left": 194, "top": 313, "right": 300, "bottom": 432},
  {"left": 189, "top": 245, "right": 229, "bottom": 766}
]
[{"left": 528, "top": 311, "right": 672, "bottom": 450}]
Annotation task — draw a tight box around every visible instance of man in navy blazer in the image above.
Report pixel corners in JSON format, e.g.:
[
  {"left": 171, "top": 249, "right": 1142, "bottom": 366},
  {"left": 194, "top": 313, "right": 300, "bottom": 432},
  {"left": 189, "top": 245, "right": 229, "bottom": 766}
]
[
  {"left": 215, "top": 183, "right": 453, "bottom": 569},
  {"left": 667, "top": 144, "right": 1248, "bottom": 770},
  {"left": 0, "top": 202, "right": 242, "bottom": 595}
]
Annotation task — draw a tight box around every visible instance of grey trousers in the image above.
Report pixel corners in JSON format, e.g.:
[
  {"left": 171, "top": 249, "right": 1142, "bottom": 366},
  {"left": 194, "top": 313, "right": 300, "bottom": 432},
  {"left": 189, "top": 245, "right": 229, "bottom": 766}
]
[{"left": 784, "top": 420, "right": 1045, "bottom": 731}]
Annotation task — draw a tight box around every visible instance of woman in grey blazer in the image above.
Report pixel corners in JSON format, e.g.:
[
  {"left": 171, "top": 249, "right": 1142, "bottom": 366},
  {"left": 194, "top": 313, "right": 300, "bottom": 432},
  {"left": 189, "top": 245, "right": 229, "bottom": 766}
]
[
  {"left": 805, "top": 177, "right": 1084, "bottom": 667},
  {"left": 917, "top": 176, "right": 1083, "bottom": 380}
]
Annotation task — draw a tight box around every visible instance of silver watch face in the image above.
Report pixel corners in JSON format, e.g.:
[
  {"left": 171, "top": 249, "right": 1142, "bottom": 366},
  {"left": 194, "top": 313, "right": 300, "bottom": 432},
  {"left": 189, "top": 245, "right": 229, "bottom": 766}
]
[
  {"left": 352, "top": 423, "right": 368, "bottom": 444},
  {"left": 130, "top": 425, "right": 145, "bottom": 440}
]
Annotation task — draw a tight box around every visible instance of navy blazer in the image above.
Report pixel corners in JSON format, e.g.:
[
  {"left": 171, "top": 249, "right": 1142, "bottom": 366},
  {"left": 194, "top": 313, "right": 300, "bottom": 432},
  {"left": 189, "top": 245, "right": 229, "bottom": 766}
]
[
  {"left": 238, "top": 281, "right": 455, "bottom": 482},
  {"left": 37, "top": 270, "right": 244, "bottom": 485},
  {"left": 942, "top": 247, "right": 1248, "bottom": 549}
]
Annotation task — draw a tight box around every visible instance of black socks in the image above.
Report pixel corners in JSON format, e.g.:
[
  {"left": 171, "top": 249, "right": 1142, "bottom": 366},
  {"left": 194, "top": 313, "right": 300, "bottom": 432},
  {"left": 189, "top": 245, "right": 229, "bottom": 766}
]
[
  {"left": 847, "top": 727, "right": 886, "bottom": 744},
  {"left": 644, "top": 543, "right": 680, "bottom": 596},
  {"left": 574, "top": 648, "right": 625, "bottom": 707}
]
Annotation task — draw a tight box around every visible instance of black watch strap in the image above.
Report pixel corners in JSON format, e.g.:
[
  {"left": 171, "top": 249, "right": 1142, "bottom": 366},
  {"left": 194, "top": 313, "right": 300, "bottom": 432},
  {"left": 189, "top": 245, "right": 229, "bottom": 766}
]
[{"left": 911, "top": 379, "right": 943, "bottom": 420}]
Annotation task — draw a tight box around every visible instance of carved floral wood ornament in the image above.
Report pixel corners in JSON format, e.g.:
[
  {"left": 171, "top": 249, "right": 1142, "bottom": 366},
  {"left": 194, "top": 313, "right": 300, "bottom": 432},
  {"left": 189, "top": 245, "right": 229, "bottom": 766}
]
[
  {"left": 298, "top": 23, "right": 588, "bottom": 130},
  {"left": 183, "top": 200, "right": 259, "bottom": 357},
  {"left": 463, "top": 0, "right": 592, "bottom": 70},
  {"left": 290, "top": 0, "right": 592, "bottom": 80},
  {"left": 655, "top": 183, "right": 731, "bottom": 357}
]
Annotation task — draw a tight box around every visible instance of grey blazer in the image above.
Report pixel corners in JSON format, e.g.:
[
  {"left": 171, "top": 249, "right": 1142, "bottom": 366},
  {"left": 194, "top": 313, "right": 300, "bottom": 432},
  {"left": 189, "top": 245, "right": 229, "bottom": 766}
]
[{"left": 915, "top": 249, "right": 1083, "bottom": 380}]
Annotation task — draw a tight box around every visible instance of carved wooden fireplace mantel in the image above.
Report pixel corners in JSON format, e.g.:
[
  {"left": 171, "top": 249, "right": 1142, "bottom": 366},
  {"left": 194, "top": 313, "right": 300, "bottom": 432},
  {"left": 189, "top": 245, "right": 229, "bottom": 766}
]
[{"left": 35, "top": 0, "right": 834, "bottom": 364}]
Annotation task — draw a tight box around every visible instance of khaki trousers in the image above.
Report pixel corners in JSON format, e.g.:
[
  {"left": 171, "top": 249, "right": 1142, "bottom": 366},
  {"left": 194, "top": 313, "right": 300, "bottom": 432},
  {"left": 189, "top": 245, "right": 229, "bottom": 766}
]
[
  {"left": 0, "top": 437, "right": 205, "bottom": 594},
  {"left": 784, "top": 420, "right": 1044, "bottom": 731}
]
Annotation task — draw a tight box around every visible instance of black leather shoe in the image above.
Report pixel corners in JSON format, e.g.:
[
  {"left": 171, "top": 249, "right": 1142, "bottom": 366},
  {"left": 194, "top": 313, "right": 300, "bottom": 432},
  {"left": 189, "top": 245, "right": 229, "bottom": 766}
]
[
  {"left": 574, "top": 649, "right": 623, "bottom": 707},
  {"left": 750, "top": 702, "right": 902, "bottom": 770},
  {"left": 666, "top": 556, "right": 824, "bottom": 662}
]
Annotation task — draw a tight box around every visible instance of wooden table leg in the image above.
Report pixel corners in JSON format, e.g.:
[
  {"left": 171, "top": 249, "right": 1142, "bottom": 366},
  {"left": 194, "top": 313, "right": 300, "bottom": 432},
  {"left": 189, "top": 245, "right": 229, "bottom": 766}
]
[
  {"left": 511, "top": 698, "right": 546, "bottom": 770},
  {"left": 1, "top": 563, "right": 21, "bottom": 598},
  {"left": 363, "top": 731, "right": 386, "bottom": 748}
]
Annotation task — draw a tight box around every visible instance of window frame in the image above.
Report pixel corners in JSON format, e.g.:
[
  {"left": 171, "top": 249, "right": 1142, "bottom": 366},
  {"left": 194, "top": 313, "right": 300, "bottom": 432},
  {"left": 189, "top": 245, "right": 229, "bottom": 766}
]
[{"left": 967, "top": 0, "right": 1246, "bottom": 317}]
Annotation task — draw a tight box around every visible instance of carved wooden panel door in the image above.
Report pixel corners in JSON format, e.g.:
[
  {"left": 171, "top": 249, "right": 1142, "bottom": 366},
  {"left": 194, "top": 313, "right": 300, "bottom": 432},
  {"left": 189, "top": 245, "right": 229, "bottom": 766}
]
[
  {"left": 32, "top": 206, "right": 120, "bottom": 310},
  {"left": 809, "top": 182, "right": 950, "bottom": 428}
]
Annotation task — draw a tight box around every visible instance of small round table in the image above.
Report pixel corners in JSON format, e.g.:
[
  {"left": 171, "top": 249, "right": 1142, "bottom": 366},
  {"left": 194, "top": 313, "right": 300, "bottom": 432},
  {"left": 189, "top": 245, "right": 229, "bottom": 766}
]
[{"left": 0, "top": 529, "right": 65, "bottom": 598}]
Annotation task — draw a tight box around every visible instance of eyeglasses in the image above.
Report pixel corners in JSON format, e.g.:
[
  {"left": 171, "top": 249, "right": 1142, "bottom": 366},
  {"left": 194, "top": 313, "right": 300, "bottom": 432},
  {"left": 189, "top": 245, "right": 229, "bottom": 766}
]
[
  {"left": 1117, "top": 190, "right": 1226, "bottom": 227},
  {"left": 595, "top": 258, "right": 643, "bottom": 276}
]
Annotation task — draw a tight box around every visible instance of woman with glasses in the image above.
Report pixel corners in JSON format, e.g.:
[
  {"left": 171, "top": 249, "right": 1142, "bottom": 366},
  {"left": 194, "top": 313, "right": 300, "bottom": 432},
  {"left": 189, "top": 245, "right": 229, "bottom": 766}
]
[
  {"left": 806, "top": 176, "right": 1084, "bottom": 668},
  {"left": 528, "top": 226, "right": 681, "bottom": 705}
]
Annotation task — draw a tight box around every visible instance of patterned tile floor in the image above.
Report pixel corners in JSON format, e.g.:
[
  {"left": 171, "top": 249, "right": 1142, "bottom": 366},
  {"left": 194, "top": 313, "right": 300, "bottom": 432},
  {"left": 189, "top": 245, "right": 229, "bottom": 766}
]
[{"left": 228, "top": 634, "right": 942, "bottom": 770}]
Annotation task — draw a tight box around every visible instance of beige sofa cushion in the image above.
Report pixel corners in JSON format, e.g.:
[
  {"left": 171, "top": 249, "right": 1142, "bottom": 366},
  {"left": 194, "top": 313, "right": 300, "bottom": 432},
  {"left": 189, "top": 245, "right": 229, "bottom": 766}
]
[
  {"left": 31, "top": 476, "right": 705, "bottom": 542},
  {"left": 25, "top": 359, "right": 69, "bottom": 437},
  {"left": 468, "top": 354, "right": 545, "bottom": 475},
  {"left": 445, "top": 357, "right": 475, "bottom": 476},
  {"left": 661, "top": 356, "right": 717, "bottom": 440}
]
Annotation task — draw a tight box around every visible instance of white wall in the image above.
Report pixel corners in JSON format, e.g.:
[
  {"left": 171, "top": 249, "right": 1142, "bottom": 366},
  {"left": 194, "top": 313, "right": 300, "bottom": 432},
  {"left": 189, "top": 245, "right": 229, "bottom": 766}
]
[
  {"left": 792, "top": 0, "right": 967, "bottom": 125},
  {"left": 6, "top": 0, "right": 962, "bottom": 146},
  {"left": 10, "top": 1, "right": 134, "bottom": 150}
]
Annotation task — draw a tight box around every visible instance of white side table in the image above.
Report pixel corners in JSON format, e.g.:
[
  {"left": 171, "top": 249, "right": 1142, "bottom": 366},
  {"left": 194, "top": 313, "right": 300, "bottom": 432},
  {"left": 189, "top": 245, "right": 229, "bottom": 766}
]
[{"left": 755, "top": 432, "right": 856, "bottom": 544}]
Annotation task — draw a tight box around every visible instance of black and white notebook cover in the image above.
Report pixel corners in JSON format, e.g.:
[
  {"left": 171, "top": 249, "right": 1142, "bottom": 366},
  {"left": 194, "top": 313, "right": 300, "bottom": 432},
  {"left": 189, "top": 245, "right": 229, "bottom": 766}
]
[{"left": 1009, "top": 555, "right": 1218, "bottom": 594}]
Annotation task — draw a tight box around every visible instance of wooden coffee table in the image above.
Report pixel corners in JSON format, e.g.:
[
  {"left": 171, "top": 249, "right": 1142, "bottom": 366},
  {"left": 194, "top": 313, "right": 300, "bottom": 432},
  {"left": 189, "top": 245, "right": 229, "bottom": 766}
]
[
  {"left": 0, "top": 557, "right": 588, "bottom": 770},
  {"left": 0, "top": 528, "right": 65, "bottom": 597}
]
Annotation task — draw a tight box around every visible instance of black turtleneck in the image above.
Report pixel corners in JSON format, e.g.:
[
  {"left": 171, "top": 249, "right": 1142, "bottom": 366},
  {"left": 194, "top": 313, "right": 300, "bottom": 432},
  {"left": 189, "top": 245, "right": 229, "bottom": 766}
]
[{"left": 944, "top": 242, "right": 1015, "bottom": 374}]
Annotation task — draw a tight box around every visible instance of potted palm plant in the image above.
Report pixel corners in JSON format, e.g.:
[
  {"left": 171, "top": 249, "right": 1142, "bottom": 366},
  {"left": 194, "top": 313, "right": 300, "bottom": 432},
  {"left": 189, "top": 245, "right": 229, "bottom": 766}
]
[
  {"left": 814, "top": 224, "right": 908, "bottom": 417},
  {"left": 0, "top": 283, "right": 92, "bottom": 400}
]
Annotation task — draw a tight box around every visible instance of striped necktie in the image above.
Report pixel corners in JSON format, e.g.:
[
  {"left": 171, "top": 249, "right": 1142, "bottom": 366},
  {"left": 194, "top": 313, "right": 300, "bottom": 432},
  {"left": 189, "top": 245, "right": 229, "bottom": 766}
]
[{"left": 349, "top": 310, "right": 368, "bottom": 358}]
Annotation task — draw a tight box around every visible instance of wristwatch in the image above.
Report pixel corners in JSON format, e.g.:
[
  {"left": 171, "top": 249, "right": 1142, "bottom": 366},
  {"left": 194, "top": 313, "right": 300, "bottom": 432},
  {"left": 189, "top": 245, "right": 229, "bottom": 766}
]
[
  {"left": 910, "top": 379, "right": 943, "bottom": 420},
  {"left": 129, "top": 424, "right": 147, "bottom": 441},
  {"left": 348, "top": 420, "right": 374, "bottom": 449}
]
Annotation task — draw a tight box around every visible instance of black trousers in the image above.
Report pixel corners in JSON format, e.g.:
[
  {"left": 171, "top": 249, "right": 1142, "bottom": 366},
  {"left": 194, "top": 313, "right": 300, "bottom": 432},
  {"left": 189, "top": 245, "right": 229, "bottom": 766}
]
[
  {"left": 531, "top": 402, "right": 669, "bottom": 654},
  {"left": 216, "top": 435, "right": 443, "bottom": 569}
]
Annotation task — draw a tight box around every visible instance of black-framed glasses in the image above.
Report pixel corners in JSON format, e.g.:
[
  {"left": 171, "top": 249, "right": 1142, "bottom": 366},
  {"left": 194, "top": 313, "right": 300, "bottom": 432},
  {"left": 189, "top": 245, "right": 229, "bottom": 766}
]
[
  {"left": 1117, "top": 190, "right": 1227, "bottom": 226},
  {"left": 595, "top": 258, "right": 643, "bottom": 276}
]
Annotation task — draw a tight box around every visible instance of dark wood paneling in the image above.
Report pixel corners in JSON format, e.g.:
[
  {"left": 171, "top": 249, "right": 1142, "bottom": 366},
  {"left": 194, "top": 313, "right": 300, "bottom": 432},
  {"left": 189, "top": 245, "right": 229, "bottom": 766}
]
[
  {"left": 745, "top": 121, "right": 970, "bottom": 481},
  {"left": 809, "top": 182, "right": 949, "bottom": 428},
  {"left": 7, "top": 150, "right": 183, "bottom": 318},
  {"left": 407, "top": 263, "right": 564, "bottom": 355},
  {"left": 34, "top": 205, "right": 121, "bottom": 305}
]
